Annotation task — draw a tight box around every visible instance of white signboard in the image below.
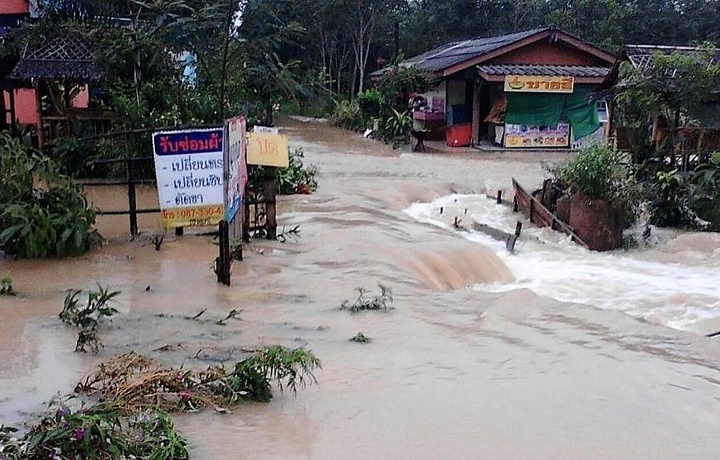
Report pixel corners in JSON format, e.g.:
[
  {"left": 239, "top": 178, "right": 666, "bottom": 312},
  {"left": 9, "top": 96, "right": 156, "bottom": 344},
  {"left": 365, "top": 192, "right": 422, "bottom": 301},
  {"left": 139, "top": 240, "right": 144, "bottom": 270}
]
[{"left": 152, "top": 128, "right": 224, "bottom": 228}]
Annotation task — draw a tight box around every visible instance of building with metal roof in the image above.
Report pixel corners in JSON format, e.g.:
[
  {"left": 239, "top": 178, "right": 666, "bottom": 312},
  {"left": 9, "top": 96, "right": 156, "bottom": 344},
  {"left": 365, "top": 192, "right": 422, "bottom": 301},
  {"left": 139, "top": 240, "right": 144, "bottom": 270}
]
[{"left": 379, "top": 27, "right": 616, "bottom": 150}]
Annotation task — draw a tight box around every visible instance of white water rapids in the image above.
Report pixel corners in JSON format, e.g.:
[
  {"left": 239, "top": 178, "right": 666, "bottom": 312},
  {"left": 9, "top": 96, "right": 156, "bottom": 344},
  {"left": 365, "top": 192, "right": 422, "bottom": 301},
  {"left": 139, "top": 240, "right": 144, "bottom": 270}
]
[{"left": 406, "top": 193, "right": 720, "bottom": 334}]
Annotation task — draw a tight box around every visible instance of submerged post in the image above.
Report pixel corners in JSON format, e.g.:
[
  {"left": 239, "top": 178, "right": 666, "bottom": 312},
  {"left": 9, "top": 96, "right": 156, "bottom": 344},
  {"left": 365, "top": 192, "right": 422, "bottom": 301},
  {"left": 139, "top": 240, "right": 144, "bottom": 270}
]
[
  {"left": 496, "top": 190, "right": 502, "bottom": 204},
  {"left": 125, "top": 133, "right": 138, "bottom": 236},
  {"left": 217, "top": 220, "right": 231, "bottom": 286},
  {"left": 265, "top": 169, "right": 277, "bottom": 240}
]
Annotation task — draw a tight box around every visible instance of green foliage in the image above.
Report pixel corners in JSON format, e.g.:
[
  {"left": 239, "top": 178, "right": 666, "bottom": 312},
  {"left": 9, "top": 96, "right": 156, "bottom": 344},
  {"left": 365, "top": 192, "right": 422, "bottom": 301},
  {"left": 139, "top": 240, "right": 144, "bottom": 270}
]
[
  {"left": 278, "top": 148, "right": 319, "bottom": 194},
  {"left": 645, "top": 154, "right": 720, "bottom": 230},
  {"left": 0, "top": 400, "right": 188, "bottom": 460},
  {"left": 250, "top": 148, "right": 319, "bottom": 196},
  {"left": 230, "top": 346, "right": 321, "bottom": 402},
  {"left": 557, "top": 142, "right": 641, "bottom": 225},
  {"left": 691, "top": 152, "right": 720, "bottom": 229},
  {"left": 0, "top": 274, "right": 14, "bottom": 296},
  {"left": 330, "top": 99, "right": 365, "bottom": 131},
  {"left": 649, "top": 169, "right": 695, "bottom": 227},
  {"left": 59, "top": 285, "right": 120, "bottom": 330},
  {"left": 1, "top": 345, "right": 321, "bottom": 458},
  {"left": 375, "top": 63, "right": 439, "bottom": 113},
  {"left": 614, "top": 45, "right": 720, "bottom": 136},
  {"left": 558, "top": 143, "right": 632, "bottom": 202},
  {"left": 339, "top": 284, "right": 394, "bottom": 313},
  {"left": 77, "top": 347, "right": 321, "bottom": 411},
  {"left": 59, "top": 284, "right": 121, "bottom": 353},
  {"left": 0, "top": 132, "right": 97, "bottom": 259},
  {"left": 383, "top": 109, "right": 413, "bottom": 146},
  {"left": 355, "top": 89, "right": 383, "bottom": 121}
]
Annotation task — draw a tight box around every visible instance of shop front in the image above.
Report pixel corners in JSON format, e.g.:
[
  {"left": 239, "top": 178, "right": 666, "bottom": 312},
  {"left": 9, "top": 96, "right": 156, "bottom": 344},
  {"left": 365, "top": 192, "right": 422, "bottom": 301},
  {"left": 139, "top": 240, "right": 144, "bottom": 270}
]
[{"left": 485, "top": 74, "right": 602, "bottom": 149}]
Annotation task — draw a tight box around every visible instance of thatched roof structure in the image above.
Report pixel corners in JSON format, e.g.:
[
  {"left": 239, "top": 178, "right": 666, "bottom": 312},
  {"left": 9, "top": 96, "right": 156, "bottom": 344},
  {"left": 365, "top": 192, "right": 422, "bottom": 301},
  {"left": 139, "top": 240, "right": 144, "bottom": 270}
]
[{"left": 10, "top": 35, "right": 102, "bottom": 82}]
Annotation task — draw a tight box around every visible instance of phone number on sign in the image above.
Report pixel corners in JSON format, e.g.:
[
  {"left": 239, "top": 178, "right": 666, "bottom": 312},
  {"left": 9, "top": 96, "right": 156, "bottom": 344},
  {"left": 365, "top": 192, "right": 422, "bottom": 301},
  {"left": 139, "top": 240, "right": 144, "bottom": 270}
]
[{"left": 162, "top": 206, "right": 222, "bottom": 221}]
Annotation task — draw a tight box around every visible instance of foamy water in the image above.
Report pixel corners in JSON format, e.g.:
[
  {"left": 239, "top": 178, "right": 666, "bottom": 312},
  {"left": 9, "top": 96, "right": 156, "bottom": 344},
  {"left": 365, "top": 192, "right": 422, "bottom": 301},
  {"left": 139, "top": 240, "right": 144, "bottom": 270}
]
[{"left": 406, "top": 193, "right": 720, "bottom": 334}]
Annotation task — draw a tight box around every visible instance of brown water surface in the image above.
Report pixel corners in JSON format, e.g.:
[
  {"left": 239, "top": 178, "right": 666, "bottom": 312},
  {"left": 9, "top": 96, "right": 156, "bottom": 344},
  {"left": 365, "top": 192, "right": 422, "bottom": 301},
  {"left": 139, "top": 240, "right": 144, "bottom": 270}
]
[{"left": 1, "top": 118, "right": 719, "bottom": 459}]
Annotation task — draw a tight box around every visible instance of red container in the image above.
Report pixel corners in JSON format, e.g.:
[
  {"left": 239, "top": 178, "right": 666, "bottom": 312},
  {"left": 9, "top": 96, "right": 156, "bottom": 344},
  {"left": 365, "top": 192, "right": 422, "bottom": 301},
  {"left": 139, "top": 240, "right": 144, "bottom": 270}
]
[{"left": 445, "top": 123, "right": 472, "bottom": 147}]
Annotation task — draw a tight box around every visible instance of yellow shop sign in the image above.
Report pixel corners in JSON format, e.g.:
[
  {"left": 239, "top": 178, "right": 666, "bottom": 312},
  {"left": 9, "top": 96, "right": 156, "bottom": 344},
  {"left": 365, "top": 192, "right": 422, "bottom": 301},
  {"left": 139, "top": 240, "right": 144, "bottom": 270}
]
[{"left": 504, "top": 75, "right": 574, "bottom": 93}]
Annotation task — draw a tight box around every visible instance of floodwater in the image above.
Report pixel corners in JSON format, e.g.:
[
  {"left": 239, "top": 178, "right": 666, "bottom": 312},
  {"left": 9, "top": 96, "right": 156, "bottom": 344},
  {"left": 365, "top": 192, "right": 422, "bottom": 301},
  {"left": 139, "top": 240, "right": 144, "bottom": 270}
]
[{"left": 1, "top": 117, "right": 720, "bottom": 459}]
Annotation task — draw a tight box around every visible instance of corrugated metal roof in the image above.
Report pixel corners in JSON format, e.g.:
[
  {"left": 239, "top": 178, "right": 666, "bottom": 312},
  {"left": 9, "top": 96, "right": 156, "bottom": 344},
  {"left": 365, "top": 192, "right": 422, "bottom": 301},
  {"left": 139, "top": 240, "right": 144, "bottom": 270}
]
[
  {"left": 477, "top": 64, "right": 610, "bottom": 78},
  {"left": 402, "top": 28, "right": 549, "bottom": 72},
  {"left": 624, "top": 45, "right": 720, "bottom": 73}
]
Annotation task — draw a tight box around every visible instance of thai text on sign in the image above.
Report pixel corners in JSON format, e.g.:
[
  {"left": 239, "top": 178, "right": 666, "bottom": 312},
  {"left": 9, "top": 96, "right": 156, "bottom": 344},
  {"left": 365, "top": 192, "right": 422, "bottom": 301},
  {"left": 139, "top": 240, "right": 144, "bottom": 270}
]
[
  {"left": 153, "top": 128, "right": 224, "bottom": 228},
  {"left": 224, "top": 117, "right": 247, "bottom": 222},
  {"left": 504, "top": 75, "right": 574, "bottom": 93},
  {"left": 247, "top": 132, "right": 289, "bottom": 167}
]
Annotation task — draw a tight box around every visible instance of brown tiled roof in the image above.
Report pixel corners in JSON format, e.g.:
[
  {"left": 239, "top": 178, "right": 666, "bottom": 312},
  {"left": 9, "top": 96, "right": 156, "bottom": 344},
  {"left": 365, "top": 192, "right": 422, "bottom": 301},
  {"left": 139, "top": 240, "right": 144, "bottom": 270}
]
[{"left": 477, "top": 64, "right": 610, "bottom": 78}]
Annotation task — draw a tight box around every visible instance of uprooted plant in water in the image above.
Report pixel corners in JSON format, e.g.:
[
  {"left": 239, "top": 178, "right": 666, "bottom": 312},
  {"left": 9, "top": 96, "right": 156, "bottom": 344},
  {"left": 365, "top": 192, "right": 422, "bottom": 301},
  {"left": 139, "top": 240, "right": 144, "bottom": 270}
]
[
  {"left": 0, "top": 346, "right": 321, "bottom": 459},
  {"left": 339, "top": 284, "right": 394, "bottom": 313},
  {"left": 59, "top": 284, "right": 121, "bottom": 353},
  {"left": 0, "top": 399, "right": 189, "bottom": 460},
  {"left": 75, "top": 346, "right": 321, "bottom": 411}
]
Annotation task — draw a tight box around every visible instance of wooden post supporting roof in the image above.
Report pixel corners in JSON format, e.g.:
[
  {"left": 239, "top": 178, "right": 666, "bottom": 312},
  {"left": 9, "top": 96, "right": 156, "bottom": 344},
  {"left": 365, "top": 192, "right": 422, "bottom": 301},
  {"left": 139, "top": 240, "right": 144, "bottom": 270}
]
[
  {"left": 472, "top": 80, "right": 482, "bottom": 146},
  {"left": 33, "top": 80, "right": 44, "bottom": 149}
]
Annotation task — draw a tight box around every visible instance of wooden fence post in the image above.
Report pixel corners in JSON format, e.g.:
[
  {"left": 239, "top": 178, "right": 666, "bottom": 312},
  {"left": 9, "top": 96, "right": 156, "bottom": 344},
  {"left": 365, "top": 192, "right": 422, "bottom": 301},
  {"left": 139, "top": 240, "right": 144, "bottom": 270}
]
[
  {"left": 125, "top": 133, "right": 138, "bottom": 236},
  {"left": 216, "top": 220, "right": 231, "bottom": 285},
  {"left": 265, "top": 169, "right": 277, "bottom": 240}
]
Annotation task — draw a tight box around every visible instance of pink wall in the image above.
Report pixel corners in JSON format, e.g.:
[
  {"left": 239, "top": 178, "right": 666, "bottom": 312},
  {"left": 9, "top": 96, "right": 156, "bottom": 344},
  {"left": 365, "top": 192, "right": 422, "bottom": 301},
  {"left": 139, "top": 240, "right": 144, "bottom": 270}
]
[
  {"left": 1, "top": 0, "right": 28, "bottom": 15},
  {"left": 72, "top": 86, "right": 89, "bottom": 108},
  {"left": 4, "top": 86, "right": 91, "bottom": 126},
  {"left": 5, "top": 88, "right": 38, "bottom": 125}
]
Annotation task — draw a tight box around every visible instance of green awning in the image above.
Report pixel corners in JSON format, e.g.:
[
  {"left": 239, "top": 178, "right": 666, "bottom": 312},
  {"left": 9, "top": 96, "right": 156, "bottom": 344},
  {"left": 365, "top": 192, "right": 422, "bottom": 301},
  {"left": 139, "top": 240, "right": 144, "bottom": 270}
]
[{"left": 505, "top": 86, "right": 600, "bottom": 140}]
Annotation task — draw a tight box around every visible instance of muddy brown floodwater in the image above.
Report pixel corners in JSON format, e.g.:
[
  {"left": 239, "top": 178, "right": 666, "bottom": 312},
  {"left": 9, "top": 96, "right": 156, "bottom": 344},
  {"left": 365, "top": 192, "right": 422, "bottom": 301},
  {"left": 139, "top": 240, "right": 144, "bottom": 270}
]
[{"left": 2, "top": 117, "right": 720, "bottom": 459}]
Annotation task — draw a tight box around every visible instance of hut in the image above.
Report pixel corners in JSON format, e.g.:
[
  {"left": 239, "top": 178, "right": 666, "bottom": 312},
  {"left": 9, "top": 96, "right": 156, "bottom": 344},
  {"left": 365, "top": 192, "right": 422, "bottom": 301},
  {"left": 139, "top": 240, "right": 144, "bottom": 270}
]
[
  {"left": 0, "top": 0, "right": 36, "bottom": 132},
  {"left": 10, "top": 33, "right": 108, "bottom": 148},
  {"left": 375, "top": 27, "right": 615, "bottom": 149}
]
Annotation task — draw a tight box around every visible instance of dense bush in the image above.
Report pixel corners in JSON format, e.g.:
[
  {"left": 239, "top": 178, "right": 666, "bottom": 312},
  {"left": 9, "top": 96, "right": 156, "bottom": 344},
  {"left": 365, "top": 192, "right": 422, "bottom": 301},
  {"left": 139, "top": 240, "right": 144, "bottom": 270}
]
[
  {"left": 691, "top": 152, "right": 720, "bottom": 229},
  {"left": 248, "top": 147, "right": 319, "bottom": 195},
  {"left": 557, "top": 142, "right": 641, "bottom": 225},
  {"left": 644, "top": 153, "right": 720, "bottom": 230},
  {"left": 0, "top": 403, "right": 189, "bottom": 460},
  {"left": 329, "top": 99, "right": 364, "bottom": 131},
  {"left": 355, "top": 89, "right": 383, "bottom": 121},
  {"left": 0, "top": 133, "right": 97, "bottom": 258},
  {"left": 383, "top": 109, "right": 413, "bottom": 147}
]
